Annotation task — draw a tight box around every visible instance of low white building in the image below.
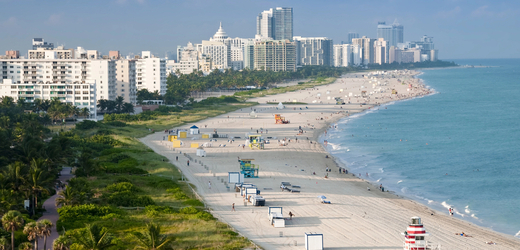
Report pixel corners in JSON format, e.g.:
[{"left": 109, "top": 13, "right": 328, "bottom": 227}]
[
  {"left": 136, "top": 51, "right": 167, "bottom": 95},
  {"left": 0, "top": 78, "right": 97, "bottom": 118}
]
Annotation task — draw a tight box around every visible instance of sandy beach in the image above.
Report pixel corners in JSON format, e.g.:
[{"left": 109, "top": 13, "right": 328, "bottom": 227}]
[{"left": 141, "top": 70, "right": 520, "bottom": 249}]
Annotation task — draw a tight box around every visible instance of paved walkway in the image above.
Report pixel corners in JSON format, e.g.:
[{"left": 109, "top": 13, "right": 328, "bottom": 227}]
[{"left": 37, "top": 167, "right": 73, "bottom": 250}]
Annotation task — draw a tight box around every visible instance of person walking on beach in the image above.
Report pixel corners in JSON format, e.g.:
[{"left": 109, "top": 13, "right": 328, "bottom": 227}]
[
  {"left": 208, "top": 181, "right": 211, "bottom": 189},
  {"left": 289, "top": 211, "right": 294, "bottom": 220},
  {"left": 187, "top": 160, "right": 190, "bottom": 166},
  {"left": 232, "top": 203, "right": 235, "bottom": 212},
  {"left": 176, "top": 156, "right": 178, "bottom": 161}
]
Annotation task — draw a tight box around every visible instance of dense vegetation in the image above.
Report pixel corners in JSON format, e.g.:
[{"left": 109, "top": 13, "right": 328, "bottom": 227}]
[
  {"left": 164, "top": 65, "right": 353, "bottom": 104},
  {"left": 0, "top": 98, "right": 255, "bottom": 249}
]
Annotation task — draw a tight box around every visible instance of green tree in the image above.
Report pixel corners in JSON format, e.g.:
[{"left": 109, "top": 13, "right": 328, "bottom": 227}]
[
  {"left": 39, "top": 219, "right": 53, "bottom": 250},
  {"left": 96, "top": 100, "right": 108, "bottom": 113},
  {"left": 121, "top": 103, "right": 134, "bottom": 114},
  {"left": 79, "top": 108, "right": 90, "bottom": 119},
  {"left": 55, "top": 188, "right": 77, "bottom": 207},
  {"left": 23, "top": 222, "right": 39, "bottom": 250},
  {"left": 72, "top": 224, "right": 115, "bottom": 250},
  {"left": 17, "top": 242, "right": 31, "bottom": 250},
  {"left": 52, "top": 236, "right": 70, "bottom": 250},
  {"left": 114, "top": 96, "right": 124, "bottom": 113},
  {"left": 132, "top": 223, "right": 171, "bottom": 250},
  {"left": 2, "top": 210, "right": 25, "bottom": 250},
  {"left": 0, "top": 237, "right": 10, "bottom": 250},
  {"left": 26, "top": 160, "right": 54, "bottom": 212}
]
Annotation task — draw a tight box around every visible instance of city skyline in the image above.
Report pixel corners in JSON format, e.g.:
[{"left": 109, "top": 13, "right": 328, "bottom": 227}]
[{"left": 0, "top": 0, "right": 519, "bottom": 59}]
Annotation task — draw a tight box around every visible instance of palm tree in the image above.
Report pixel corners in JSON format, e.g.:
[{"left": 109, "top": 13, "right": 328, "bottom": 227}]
[
  {"left": 132, "top": 223, "right": 171, "bottom": 250},
  {"left": 80, "top": 108, "right": 90, "bottom": 119},
  {"left": 96, "top": 100, "right": 108, "bottom": 113},
  {"left": 122, "top": 103, "right": 134, "bottom": 114},
  {"left": 114, "top": 96, "right": 124, "bottom": 113},
  {"left": 17, "top": 242, "right": 31, "bottom": 250},
  {"left": 2, "top": 210, "right": 24, "bottom": 250},
  {"left": 23, "top": 222, "right": 39, "bottom": 250},
  {"left": 72, "top": 224, "right": 115, "bottom": 250},
  {"left": 52, "top": 236, "right": 70, "bottom": 250},
  {"left": 0, "top": 237, "right": 10, "bottom": 250},
  {"left": 105, "top": 101, "right": 116, "bottom": 114},
  {"left": 26, "top": 161, "right": 54, "bottom": 212},
  {"left": 55, "top": 187, "right": 77, "bottom": 207},
  {"left": 39, "top": 219, "right": 53, "bottom": 250}
]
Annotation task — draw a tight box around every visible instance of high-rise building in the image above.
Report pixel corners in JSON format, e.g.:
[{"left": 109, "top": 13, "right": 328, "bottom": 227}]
[
  {"left": 253, "top": 40, "right": 296, "bottom": 72},
  {"left": 373, "top": 38, "right": 388, "bottom": 65},
  {"left": 256, "top": 7, "right": 293, "bottom": 41},
  {"left": 115, "top": 59, "right": 137, "bottom": 104},
  {"left": 32, "top": 38, "right": 54, "bottom": 50},
  {"left": 136, "top": 51, "right": 167, "bottom": 95},
  {"left": 346, "top": 33, "right": 359, "bottom": 44},
  {"left": 169, "top": 42, "right": 199, "bottom": 75},
  {"left": 243, "top": 42, "right": 255, "bottom": 70},
  {"left": 293, "top": 36, "right": 333, "bottom": 66},
  {"left": 352, "top": 36, "right": 375, "bottom": 65},
  {"left": 333, "top": 44, "right": 362, "bottom": 67},
  {"left": 377, "top": 20, "right": 404, "bottom": 47}
]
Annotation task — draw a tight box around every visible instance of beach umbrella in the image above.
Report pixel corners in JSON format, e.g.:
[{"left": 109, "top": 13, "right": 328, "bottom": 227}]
[{"left": 317, "top": 195, "right": 326, "bottom": 199}]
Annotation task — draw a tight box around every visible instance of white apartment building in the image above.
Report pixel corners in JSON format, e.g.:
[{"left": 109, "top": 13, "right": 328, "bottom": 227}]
[
  {"left": 115, "top": 59, "right": 137, "bottom": 104},
  {"left": 0, "top": 58, "right": 116, "bottom": 103},
  {"left": 373, "top": 38, "right": 388, "bottom": 65},
  {"left": 136, "top": 51, "right": 167, "bottom": 95},
  {"left": 333, "top": 44, "right": 362, "bottom": 67},
  {"left": 293, "top": 36, "right": 333, "bottom": 66},
  {"left": 199, "top": 40, "right": 228, "bottom": 70},
  {"left": 169, "top": 42, "right": 199, "bottom": 75},
  {"left": 0, "top": 78, "right": 97, "bottom": 117}
]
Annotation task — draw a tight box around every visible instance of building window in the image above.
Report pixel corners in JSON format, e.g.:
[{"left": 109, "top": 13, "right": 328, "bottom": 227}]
[
  {"left": 75, "top": 97, "right": 81, "bottom": 100},
  {"left": 83, "top": 97, "right": 89, "bottom": 100}
]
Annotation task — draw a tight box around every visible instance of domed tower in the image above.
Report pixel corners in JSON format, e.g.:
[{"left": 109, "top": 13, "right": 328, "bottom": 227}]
[
  {"left": 211, "top": 22, "right": 228, "bottom": 42},
  {"left": 402, "top": 217, "right": 431, "bottom": 250}
]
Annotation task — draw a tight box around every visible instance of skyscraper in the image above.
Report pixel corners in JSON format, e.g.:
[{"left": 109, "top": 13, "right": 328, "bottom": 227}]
[
  {"left": 377, "top": 20, "right": 403, "bottom": 47},
  {"left": 352, "top": 36, "right": 375, "bottom": 65},
  {"left": 256, "top": 7, "right": 293, "bottom": 41},
  {"left": 346, "top": 32, "right": 359, "bottom": 44},
  {"left": 293, "top": 36, "right": 333, "bottom": 66}
]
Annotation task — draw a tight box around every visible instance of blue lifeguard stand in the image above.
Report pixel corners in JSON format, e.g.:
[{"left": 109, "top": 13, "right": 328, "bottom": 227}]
[{"left": 239, "top": 159, "right": 259, "bottom": 178}]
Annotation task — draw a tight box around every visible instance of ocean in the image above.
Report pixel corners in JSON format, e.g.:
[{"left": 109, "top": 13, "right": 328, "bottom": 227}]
[{"left": 323, "top": 59, "right": 520, "bottom": 237}]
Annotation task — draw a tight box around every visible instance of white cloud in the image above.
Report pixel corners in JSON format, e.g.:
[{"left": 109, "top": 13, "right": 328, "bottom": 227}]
[
  {"left": 471, "top": 5, "right": 517, "bottom": 18},
  {"left": 46, "top": 14, "right": 62, "bottom": 25}
]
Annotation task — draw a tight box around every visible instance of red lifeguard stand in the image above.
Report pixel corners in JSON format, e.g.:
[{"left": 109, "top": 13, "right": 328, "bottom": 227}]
[{"left": 402, "top": 217, "right": 431, "bottom": 250}]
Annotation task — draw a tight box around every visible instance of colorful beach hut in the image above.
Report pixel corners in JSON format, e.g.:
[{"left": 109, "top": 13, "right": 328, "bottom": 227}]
[{"left": 402, "top": 217, "right": 431, "bottom": 250}]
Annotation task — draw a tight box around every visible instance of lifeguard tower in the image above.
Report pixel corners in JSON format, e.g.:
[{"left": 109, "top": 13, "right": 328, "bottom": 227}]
[
  {"left": 402, "top": 217, "right": 431, "bottom": 250},
  {"left": 275, "top": 114, "right": 289, "bottom": 124},
  {"left": 248, "top": 135, "right": 265, "bottom": 149},
  {"left": 239, "top": 159, "right": 259, "bottom": 178}
]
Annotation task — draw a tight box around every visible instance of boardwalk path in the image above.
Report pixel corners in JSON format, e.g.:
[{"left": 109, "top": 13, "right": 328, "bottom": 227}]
[{"left": 37, "top": 167, "right": 73, "bottom": 250}]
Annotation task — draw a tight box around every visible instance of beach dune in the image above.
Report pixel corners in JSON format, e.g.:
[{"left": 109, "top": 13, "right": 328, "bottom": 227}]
[{"left": 141, "top": 71, "right": 519, "bottom": 249}]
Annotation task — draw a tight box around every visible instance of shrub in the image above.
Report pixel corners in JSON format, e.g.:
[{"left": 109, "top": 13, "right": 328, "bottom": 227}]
[
  {"left": 118, "top": 157, "right": 138, "bottom": 168},
  {"left": 57, "top": 204, "right": 122, "bottom": 230},
  {"left": 96, "top": 129, "right": 113, "bottom": 135},
  {"left": 76, "top": 120, "right": 100, "bottom": 130},
  {"left": 89, "top": 135, "right": 123, "bottom": 147},
  {"left": 104, "top": 121, "right": 127, "bottom": 127},
  {"left": 196, "top": 211, "right": 214, "bottom": 221},
  {"left": 183, "top": 199, "right": 203, "bottom": 207},
  {"left": 106, "top": 182, "right": 140, "bottom": 193},
  {"left": 145, "top": 205, "right": 175, "bottom": 215},
  {"left": 104, "top": 153, "right": 130, "bottom": 163},
  {"left": 179, "top": 206, "right": 198, "bottom": 214},
  {"left": 106, "top": 191, "right": 155, "bottom": 207},
  {"left": 146, "top": 179, "right": 177, "bottom": 189},
  {"left": 104, "top": 165, "right": 148, "bottom": 175},
  {"left": 115, "top": 177, "right": 131, "bottom": 183}
]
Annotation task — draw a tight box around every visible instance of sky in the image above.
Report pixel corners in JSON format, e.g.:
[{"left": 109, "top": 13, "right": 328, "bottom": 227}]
[{"left": 1, "top": 0, "right": 519, "bottom": 59}]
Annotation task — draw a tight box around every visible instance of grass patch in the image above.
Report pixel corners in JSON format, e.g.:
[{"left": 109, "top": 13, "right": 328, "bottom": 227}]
[{"left": 234, "top": 77, "right": 336, "bottom": 99}]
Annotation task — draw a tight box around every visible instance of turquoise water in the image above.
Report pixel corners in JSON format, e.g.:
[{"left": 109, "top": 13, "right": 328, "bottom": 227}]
[{"left": 324, "top": 59, "right": 520, "bottom": 237}]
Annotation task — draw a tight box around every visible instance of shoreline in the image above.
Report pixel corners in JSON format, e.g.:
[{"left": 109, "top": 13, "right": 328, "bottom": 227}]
[{"left": 140, "top": 70, "right": 519, "bottom": 249}]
